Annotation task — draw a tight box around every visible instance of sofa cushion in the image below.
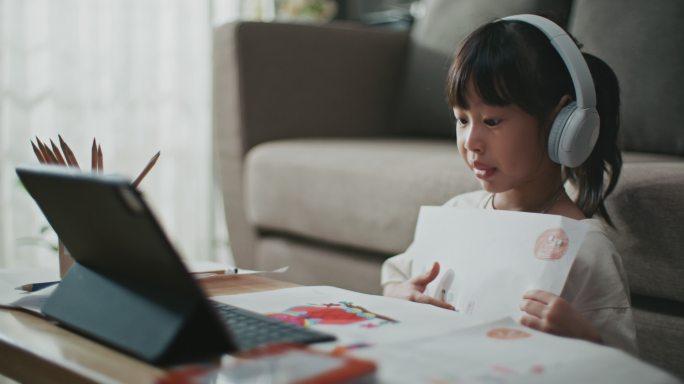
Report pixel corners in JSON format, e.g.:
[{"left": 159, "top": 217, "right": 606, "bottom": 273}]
[
  {"left": 569, "top": 0, "right": 684, "bottom": 156},
  {"left": 255, "top": 235, "right": 385, "bottom": 295},
  {"left": 394, "top": 0, "right": 572, "bottom": 137},
  {"left": 605, "top": 156, "right": 684, "bottom": 303},
  {"left": 245, "top": 139, "right": 479, "bottom": 255}
]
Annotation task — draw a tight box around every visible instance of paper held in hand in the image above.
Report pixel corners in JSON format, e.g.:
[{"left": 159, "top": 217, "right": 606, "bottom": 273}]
[{"left": 409, "top": 207, "right": 589, "bottom": 322}]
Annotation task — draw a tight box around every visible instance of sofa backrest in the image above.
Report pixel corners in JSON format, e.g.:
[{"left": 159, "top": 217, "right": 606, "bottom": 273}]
[
  {"left": 393, "top": 0, "right": 572, "bottom": 137},
  {"left": 568, "top": 0, "right": 684, "bottom": 156}
]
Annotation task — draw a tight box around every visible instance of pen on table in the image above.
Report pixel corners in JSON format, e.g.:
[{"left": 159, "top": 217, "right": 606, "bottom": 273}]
[
  {"left": 192, "top": 268, "right": 239, "bottom": 280},
  {"left": 208, "top": 267, "right": 239, "bottom": 275},
  {"left": 15, "top": 281, "right": 60, "bottom": 292},
  {"left": 132, "top": 151, "right": 160, "bottom": 187}
]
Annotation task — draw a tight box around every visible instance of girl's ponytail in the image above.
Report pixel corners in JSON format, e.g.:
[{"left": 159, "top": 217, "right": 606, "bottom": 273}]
[{"left": 566, "top": 53, "right": 622, "bottom": 226}]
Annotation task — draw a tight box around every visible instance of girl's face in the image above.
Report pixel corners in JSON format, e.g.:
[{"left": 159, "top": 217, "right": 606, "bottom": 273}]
[{"left": 454, "top": 86, "right": 557, "bottom": 195}]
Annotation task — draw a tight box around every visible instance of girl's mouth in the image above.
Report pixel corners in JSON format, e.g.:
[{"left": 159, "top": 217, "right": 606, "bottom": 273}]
[{"left": 472, "top": 162, "right": 497, "bottom": 180}]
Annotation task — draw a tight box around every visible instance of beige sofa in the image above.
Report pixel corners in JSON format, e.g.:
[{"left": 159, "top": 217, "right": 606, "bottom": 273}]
[{"left": 213, "top": 0, "right": 684, "bottom": 377}]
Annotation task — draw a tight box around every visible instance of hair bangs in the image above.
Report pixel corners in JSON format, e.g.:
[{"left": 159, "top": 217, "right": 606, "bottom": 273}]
[{"left": 448, "top": 23, "right": 521, "bottom": 110}]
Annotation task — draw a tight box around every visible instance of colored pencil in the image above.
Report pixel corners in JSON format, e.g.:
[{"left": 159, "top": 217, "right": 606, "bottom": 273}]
[
  {"left": 50, "top": 140, "right": 67, "bottom": 165},
  {"left": 36, "top": 138, "right": 56, "bottom": 164},
  {"left": 132, "top": 151, "right": 160, "bottom": 187},
  {"left": 91, "top": 138, "right": 97, "bottom": 171},
  {"left": 31, "top": 141, "right": 46, "bottom": 164},
  {"left": 58, "top": 134, "right": 80, "bottom": 168},
  {"left": 97, "top": 144, "right": 103, "bottom": 173}
]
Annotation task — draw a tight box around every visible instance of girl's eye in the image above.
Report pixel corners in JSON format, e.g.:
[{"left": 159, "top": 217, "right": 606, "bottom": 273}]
[
  {"left": 456, "top": 118, "right": 468, "bottom": 126},
  {"left": 483, "top": 118, "right": 501, "bottom": 127}
]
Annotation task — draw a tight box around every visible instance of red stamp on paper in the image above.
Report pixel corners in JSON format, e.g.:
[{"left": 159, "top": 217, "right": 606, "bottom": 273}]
[
  {"left": 534, "top": 228, "right": 569, "bottom": 260},
  {"left": 486, "top": 328, "right": 531, "bottom": 340}
]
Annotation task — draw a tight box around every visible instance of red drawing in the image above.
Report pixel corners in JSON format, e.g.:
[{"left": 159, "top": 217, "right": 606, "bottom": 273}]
[
  {"left": 534, "top": 228, "right": 569, "bottom": 260},
  {"left": 267, "top": 302, "right": 398, "bottom": 328},
  {"left": 492, "top": 364, "right": 516, "bottom": 375},
  {"left": 530, "top": 364, "right": 545, "bottom": 374},
  {"left": 486, "top": 327, "right": 531, "bottom": 340}
]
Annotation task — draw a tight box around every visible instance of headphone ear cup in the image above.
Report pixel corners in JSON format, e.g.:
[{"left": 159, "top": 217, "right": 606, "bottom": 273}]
[{"left": 548, "top": 102, "right": 577, "bottom": 165}]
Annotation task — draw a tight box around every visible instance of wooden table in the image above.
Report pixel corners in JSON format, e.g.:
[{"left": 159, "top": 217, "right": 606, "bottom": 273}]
[{"left": 0, "top": 275, "right": 297, "bottom": 384}]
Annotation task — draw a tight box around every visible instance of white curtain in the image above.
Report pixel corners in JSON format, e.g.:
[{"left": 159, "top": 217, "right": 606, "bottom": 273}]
[{"left": 0, "top": 0, "right": 240, "bottom": 269}]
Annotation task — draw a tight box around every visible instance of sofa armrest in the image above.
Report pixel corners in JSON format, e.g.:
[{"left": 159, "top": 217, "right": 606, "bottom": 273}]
[
  {"left": 213, "top": 21, "right": 408, "bottom": 268},
  {"left": 605, "top": 159, "right": 684, "bottom": 304}
]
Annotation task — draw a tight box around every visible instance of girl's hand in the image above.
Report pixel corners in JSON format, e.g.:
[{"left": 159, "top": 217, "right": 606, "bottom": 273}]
[
  {"left": 520, "top": 290, "right": 602, "bottom": 343},
  {"left": 383, "top": 262, "right": 455, "bottom": 310}
]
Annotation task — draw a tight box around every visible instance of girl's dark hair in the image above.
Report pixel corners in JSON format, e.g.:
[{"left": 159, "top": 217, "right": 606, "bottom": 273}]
[{"left": 446, "top": 20, "right": 622, "bottom": 226}]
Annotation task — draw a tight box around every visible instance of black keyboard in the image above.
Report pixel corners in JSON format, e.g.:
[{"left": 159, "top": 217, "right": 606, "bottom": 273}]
[{"left": 210, "top": 300, "right": 336, "bottom": 351}]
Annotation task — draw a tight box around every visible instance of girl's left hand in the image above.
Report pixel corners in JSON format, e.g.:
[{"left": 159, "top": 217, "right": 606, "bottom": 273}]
[{"left": 520, "top": 290, "right": 602, "bottom": 344}]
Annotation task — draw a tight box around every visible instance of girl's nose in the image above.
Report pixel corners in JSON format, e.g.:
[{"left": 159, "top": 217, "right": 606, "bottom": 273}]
[{"left": 463, "top": 124, "right": 484, "bottom": 153}]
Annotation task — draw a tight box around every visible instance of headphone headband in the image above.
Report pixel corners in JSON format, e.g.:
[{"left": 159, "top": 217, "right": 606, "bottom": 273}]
[
  {"left": 500, "top": 14, "right": 596, "bottom": 109},
  {"left": 495, "top": 15, "right": 600, "bottom": 167}
]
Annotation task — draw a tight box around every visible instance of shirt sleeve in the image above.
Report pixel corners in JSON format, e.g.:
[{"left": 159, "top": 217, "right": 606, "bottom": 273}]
[
  {"left": 381, "top": 248, "right": 413, "bottom": 287},
  {"left": 561, "top": 223, "right": 638, "bottom": 355},
  {"left": 581, "top": 307, "right": 638, "bottom": 356}
]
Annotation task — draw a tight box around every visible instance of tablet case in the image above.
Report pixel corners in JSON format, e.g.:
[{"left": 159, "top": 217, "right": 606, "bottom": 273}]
[{"left": 17, "top": 165, "right": 237, "bottom": 365}]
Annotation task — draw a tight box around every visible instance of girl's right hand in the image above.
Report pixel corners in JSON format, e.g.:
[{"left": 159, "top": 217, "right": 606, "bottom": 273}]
[{"left": 383, "top": 261, "right": 456, "bottom": 311}]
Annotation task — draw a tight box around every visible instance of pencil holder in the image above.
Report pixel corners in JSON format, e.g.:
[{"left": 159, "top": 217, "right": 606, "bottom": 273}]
[
  {"left": 30, "top": 135, "right": 159, "bottom": 278},
  {"left": 58, "top": 239, "right": 74, "bottom": 278}
]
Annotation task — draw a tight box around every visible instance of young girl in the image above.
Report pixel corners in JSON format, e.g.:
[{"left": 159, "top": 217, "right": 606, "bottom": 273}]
[{"left": 382, "top": 15, "right": 637, "bottom": 355}]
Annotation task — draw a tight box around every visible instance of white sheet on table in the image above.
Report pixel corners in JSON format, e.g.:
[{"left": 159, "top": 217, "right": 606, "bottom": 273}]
[
  {"left": 213, "top": 285, "right": 478, "bottom": 346},
  {"left": 353, "top": 317, "right": 679, "bottom": 384}
]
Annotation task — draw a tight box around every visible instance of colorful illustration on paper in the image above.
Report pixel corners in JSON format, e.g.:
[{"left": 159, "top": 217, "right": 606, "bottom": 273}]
[
  {"left": 486, "top": 327, "right": 532, "bottom": 340},
  {"left": 491, "top": 364, "right": 544, "bottom": 376},
  {"left": 534, "top": 228, "right": 569, "bottom": 260},
  {"left": 267, "top": 301, "right": 398, "bottom": 328},
  {"left": 428, "top": 364, "right": 544, "bottom": 383}
]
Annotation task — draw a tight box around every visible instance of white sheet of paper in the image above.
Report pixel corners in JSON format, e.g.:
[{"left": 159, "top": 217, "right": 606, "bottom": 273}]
[
  {"left": 213, "top": 286, "right": 478, "bottom": 346},
  {"left": 353, "top": 317, "right": 678, "bottom": 384},
  {"left": 0, "top": 268, "right": 59, "bottom": 314},
  {"left": 409, "top": 207, "right": 589, "bottom": 322}
]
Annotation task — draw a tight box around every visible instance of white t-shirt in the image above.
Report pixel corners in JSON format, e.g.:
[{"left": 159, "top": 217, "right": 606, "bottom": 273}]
[{"left": 381, "top": 190, "right": 638, "bottom": 355}]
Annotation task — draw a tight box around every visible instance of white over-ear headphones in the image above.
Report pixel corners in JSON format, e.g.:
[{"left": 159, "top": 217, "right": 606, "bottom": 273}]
[{"left": 501, "top": 14, "right": 600, "bottom": 168}]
